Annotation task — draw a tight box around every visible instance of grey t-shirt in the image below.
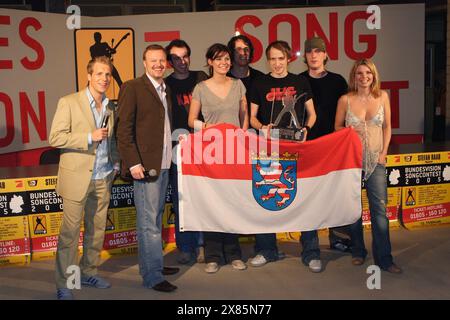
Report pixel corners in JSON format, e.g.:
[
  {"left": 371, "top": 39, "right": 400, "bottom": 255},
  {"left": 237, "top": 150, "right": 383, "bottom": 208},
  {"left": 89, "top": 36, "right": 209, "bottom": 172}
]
[{"left": 192, "top": 78, "right": 246, "bottom": 127}]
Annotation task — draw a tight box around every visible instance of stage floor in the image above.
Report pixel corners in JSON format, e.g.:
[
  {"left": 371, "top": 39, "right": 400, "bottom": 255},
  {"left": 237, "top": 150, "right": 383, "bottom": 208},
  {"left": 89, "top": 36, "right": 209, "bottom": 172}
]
[{"left": 1, "top": 226, "right": 449, "bottom": 300}]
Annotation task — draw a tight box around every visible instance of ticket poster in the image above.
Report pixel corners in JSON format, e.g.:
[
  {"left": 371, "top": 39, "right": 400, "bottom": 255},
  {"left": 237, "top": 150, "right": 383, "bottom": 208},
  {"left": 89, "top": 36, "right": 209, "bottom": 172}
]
[
  {"left": 0, "top": 178, "right": 31, "bottom": 266},
  {"left": 162, "top": 182, "right": 176, "bottom": 251},
  {"left": 362, "top": 184, "right": 401, "bottom": 229},
  {"left": 387, "top": 152, "right": 450, "bottom": 229},
  {"left": 26, "top": 176, "right": 83, "bottom": 260},
  {"left": 101, "top": 179, "right": 138, "bottom": 258}
]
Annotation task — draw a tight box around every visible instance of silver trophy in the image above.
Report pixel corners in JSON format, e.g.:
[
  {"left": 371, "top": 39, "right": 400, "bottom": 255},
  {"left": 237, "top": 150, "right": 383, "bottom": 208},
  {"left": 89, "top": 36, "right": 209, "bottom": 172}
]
[{"left": 270, "top": 91, "right": 307, "bottom": 141}]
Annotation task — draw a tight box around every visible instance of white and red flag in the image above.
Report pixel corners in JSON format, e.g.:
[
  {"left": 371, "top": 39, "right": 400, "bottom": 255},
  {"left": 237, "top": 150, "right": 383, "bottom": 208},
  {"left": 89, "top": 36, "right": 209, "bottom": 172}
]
[{"left": 177, "top": 124, "right": 362, "bottom": 234}]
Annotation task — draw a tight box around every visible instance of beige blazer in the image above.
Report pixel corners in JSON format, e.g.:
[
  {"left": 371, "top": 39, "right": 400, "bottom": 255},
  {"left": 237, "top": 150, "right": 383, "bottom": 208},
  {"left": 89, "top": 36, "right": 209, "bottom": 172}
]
[{"left": 49, "top": 89, "right": 119, "bottom": 201}]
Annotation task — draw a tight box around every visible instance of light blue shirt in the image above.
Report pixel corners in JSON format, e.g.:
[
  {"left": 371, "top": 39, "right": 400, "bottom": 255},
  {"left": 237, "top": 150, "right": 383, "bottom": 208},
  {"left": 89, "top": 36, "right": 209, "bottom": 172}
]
[{"left": 86, "top": 88, "right": 113, "bottom": 180}]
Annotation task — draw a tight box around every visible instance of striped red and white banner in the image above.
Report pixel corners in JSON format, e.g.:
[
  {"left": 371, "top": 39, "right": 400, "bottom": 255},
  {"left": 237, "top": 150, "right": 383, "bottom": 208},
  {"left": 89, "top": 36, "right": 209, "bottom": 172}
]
[{"left": 178, "top": 124, "right": 363, "bottom": 234}]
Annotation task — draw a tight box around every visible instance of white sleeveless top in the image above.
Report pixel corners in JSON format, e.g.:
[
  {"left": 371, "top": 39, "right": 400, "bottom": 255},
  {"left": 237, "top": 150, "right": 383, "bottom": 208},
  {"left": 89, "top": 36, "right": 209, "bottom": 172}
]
[{"left": 345, "top": 97, "right": 384, "bottom": 180}]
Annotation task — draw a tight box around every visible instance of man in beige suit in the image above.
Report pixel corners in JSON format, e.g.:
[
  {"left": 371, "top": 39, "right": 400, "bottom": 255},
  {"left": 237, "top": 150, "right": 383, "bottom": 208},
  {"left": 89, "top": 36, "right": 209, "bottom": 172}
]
[{"left": 49, "top": 56, "right": 119, "bottom": 300}]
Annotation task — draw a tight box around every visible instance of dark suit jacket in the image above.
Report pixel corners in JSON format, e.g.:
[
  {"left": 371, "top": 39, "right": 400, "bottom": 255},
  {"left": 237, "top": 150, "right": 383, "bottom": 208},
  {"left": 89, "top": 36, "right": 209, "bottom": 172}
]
[{"left": 116, "top": 74, "right": 172, "bottom": 180}]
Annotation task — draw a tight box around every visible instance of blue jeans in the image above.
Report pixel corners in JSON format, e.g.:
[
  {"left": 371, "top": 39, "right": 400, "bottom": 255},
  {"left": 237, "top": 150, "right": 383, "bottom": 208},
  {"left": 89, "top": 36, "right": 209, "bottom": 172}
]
[
  {"left": 254, "top": 233, "right": 278, "bottom": 261},
  {"left": 170, "top": 164, "right": 203, "bottom": 254},
  {"left": 300, "top": 230, "right": 320, "bottom": 265},
  {"left": 134, "top": 169, "right": 169, "bottom": 287},
  {"left": 350, "top": 164, "right": 394, "bottom": 269}
]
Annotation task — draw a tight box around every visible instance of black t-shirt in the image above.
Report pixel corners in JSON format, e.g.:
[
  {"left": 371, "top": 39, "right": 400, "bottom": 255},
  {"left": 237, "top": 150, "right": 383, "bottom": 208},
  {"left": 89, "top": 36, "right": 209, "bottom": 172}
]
[
  {"left": 165, "top": 70, "right": 208, "bottom": 132},
  {"left": 228, "top": 66, "right": 264, "bottom": 112},
  {"left": 299, "top": 71, "right": 347, "bottom": 140},
  {"left": 250, "top": 72, "right": 313, "bottom": 128}
]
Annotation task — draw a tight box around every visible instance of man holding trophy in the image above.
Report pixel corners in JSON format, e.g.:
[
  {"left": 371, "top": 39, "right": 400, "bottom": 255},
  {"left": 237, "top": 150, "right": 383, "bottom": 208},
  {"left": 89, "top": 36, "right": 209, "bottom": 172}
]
[
  {"left": 248, "top": 40, "right": 317, "bottom": 270},
  {"left": 250, "top": 40, "right": 316, "bottom": 141}
]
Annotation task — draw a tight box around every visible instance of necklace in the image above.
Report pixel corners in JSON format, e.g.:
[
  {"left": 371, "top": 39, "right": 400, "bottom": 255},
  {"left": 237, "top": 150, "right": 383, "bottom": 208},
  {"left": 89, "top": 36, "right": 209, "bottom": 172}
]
[{"left": 357, "top": 94, "right": 371, "bottom": 103}]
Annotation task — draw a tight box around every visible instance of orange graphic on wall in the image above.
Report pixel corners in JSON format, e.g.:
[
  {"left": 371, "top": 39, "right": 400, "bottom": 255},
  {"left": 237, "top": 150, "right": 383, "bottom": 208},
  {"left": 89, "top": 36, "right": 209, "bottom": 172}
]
[{"left": 74, "top": 28, "right": 135, "bottom": 100}]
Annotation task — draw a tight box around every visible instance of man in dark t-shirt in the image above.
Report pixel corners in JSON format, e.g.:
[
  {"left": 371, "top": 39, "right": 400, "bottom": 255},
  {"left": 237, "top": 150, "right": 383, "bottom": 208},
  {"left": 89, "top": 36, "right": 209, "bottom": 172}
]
[
  {"left": 300, "top": 37, "right": 352, "bottom": 256},
  {"left": 165, "top": 39, "right": 208, "bottom": 265},
  {"left": 250, "top": 72, "right": 313, "bottom": 129},
  {"left": 227, "top": 35, "right": 264, "bottom": 112},
  {"left": 249, "top": 40, "right": 317, "bottom": 271}
]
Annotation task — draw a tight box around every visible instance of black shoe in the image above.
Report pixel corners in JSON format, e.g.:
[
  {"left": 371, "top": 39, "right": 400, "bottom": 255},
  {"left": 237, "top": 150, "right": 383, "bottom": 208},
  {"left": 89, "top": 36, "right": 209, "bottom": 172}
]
[
  {"left": 330, "top": 239, "right": 352, "bottom": 253},
  {"left": 162, "top": 266, "right": 180, "bottom": 275},
  {"left": 152, "top": 280, "right": 177, "bottom": 292}
]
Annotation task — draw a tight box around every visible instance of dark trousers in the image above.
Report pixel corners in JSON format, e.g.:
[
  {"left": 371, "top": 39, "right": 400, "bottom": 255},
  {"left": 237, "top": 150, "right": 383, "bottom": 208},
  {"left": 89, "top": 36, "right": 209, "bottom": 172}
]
[
  {"left": 204, "top": 232, "right": 242, "bottom": 264},
  {"left": 254, "top": 233, "right": 278, "bottom": 261},
  {"left": 300, "top": 230, "right": 320, "bottom": 265}
]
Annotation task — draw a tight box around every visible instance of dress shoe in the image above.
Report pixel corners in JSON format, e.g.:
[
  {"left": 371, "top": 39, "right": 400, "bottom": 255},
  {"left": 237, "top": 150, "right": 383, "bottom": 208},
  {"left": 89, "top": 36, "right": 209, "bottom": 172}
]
[
  {"left": 152, "top": 280, "right": 177, "bottom": 292},
  {"left": 162, "top": 266, "right": 180, "bottom": 275},
  {"left": 351, "top": 257, "right": 365, "bottom": 266},
  {"left": 385, "top": 263, "right": 403, "bottom": 274}
]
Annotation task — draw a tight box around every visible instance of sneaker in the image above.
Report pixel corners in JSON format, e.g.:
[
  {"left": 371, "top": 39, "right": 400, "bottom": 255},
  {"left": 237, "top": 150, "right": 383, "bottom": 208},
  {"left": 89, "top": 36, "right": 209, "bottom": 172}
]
[
  {"left": 196, "top": 246, "right": 205, "bottom": 264},
  {"left": 308, "top": 259, "right": 322, "bottom": 273},
  {"left": 330, "top": 239, "right": 352, "bottom": 253},
  {"left": 56, "top": 288, "right": 74, "bottom": 300},
  {"left": 81, "top": 275, "right": 111, "bottom": 289},
  {"left": 204, "top": 262, "right": 219, "bottom": 274},
  {"left": 250, "top": 254, "right": 268, "bottom": 267},
  {"left": 177, "top": 251, "right": 192, "bottom": 264},
  {"left": 231, "top": 259, "right": 247, "bottom": 270}
]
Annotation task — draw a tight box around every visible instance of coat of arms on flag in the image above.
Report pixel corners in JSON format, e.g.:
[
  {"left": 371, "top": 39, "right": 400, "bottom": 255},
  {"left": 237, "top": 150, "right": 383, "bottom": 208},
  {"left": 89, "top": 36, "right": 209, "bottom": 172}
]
[{"left": 252, "top": 151, "right": 298, "bottom": 211}]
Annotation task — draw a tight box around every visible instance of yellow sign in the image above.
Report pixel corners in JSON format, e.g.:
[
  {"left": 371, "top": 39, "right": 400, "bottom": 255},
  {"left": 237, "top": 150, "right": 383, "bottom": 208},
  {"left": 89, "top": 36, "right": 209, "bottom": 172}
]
[{"left": 75, "top": 28, "right": 135, "bottom": 100}]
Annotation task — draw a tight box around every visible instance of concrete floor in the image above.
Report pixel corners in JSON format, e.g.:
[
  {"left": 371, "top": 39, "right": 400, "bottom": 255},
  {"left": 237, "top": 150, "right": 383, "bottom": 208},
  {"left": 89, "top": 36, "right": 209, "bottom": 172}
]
[{"left": 0, "top": 226, "right": 449, "bottom": 300}]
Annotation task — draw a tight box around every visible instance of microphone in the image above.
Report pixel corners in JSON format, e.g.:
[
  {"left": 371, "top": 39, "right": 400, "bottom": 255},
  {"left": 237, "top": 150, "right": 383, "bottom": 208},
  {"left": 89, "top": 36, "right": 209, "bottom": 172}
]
[
  {"left": 101, "top": 110, "right": 111, "bottom": 128},
  {"left": 97, "top": 110, "right": 111, "bottom": 147}
]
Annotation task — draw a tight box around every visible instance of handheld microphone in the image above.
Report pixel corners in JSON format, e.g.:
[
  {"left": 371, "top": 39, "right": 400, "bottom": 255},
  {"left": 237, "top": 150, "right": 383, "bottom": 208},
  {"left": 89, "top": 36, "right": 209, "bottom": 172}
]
[
  {"left": 101, "top": 110, "right": 111, "bottom": 128},
  {"left": 97, "top": 110, "right": 111, "bottom": 147}
]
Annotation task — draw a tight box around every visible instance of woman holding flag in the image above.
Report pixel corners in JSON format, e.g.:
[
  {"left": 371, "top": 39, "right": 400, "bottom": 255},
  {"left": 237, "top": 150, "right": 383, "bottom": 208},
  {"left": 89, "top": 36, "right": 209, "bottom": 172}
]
[{"left": 188, "top": 43, "right": 249, "bottom": 274}]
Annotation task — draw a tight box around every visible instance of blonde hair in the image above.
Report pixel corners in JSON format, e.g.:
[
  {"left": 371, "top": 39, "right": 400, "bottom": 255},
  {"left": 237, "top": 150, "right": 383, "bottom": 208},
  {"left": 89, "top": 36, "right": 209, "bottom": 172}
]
[
  {"left": 87, "top": 56, "right": 112, "bottom": 75},
  {"left": 348, "top": 58, "right": 381, "bottom": 98}
]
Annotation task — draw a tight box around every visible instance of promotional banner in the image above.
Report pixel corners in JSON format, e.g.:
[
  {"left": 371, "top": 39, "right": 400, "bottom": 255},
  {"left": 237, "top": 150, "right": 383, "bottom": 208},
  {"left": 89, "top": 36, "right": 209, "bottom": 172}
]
[
  {"left": 101, "top": 179, "right": 138, "bottom": 258},
  {"left": 0, "top": 178, "right": 31, "bottom": 265},
  {"left": 362, "top": 180, "right": 401, "bottom": 229},
  {"left": 25, "top": 175, "right": 83, "bottom": 260},
  {"left": 0, "top": 4, "right": 425, "bottom": 155},
  {"left": 386, "top": 152, "right": 450, "bottom": 229},
  {"left": 178, "top": 125, "right": 362, "bottom": 233}
]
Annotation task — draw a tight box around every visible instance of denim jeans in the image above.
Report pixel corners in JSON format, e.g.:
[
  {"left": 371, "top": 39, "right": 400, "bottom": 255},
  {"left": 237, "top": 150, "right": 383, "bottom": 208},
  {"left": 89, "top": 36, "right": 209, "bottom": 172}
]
[
  {"left": 170, "top": 164, "right": 203, "bottom": 254},
  {"left": 134, "top": 169, "right": 169, "bottom": 287},
  {"left": 254, "top": 233, "right": 278, "bottom": 261},
  {"left": 350, "top": 164, "right": 394, "bottom": 269},
  {"left": 300, "top": 230, "right": 320, "bottom": 265}
]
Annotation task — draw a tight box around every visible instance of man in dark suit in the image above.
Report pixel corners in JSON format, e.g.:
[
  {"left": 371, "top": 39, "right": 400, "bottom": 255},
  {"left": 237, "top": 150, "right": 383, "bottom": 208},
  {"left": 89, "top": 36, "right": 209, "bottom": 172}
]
[{"left": 116, "top": 44, "right": 179, "bottom": 292}]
